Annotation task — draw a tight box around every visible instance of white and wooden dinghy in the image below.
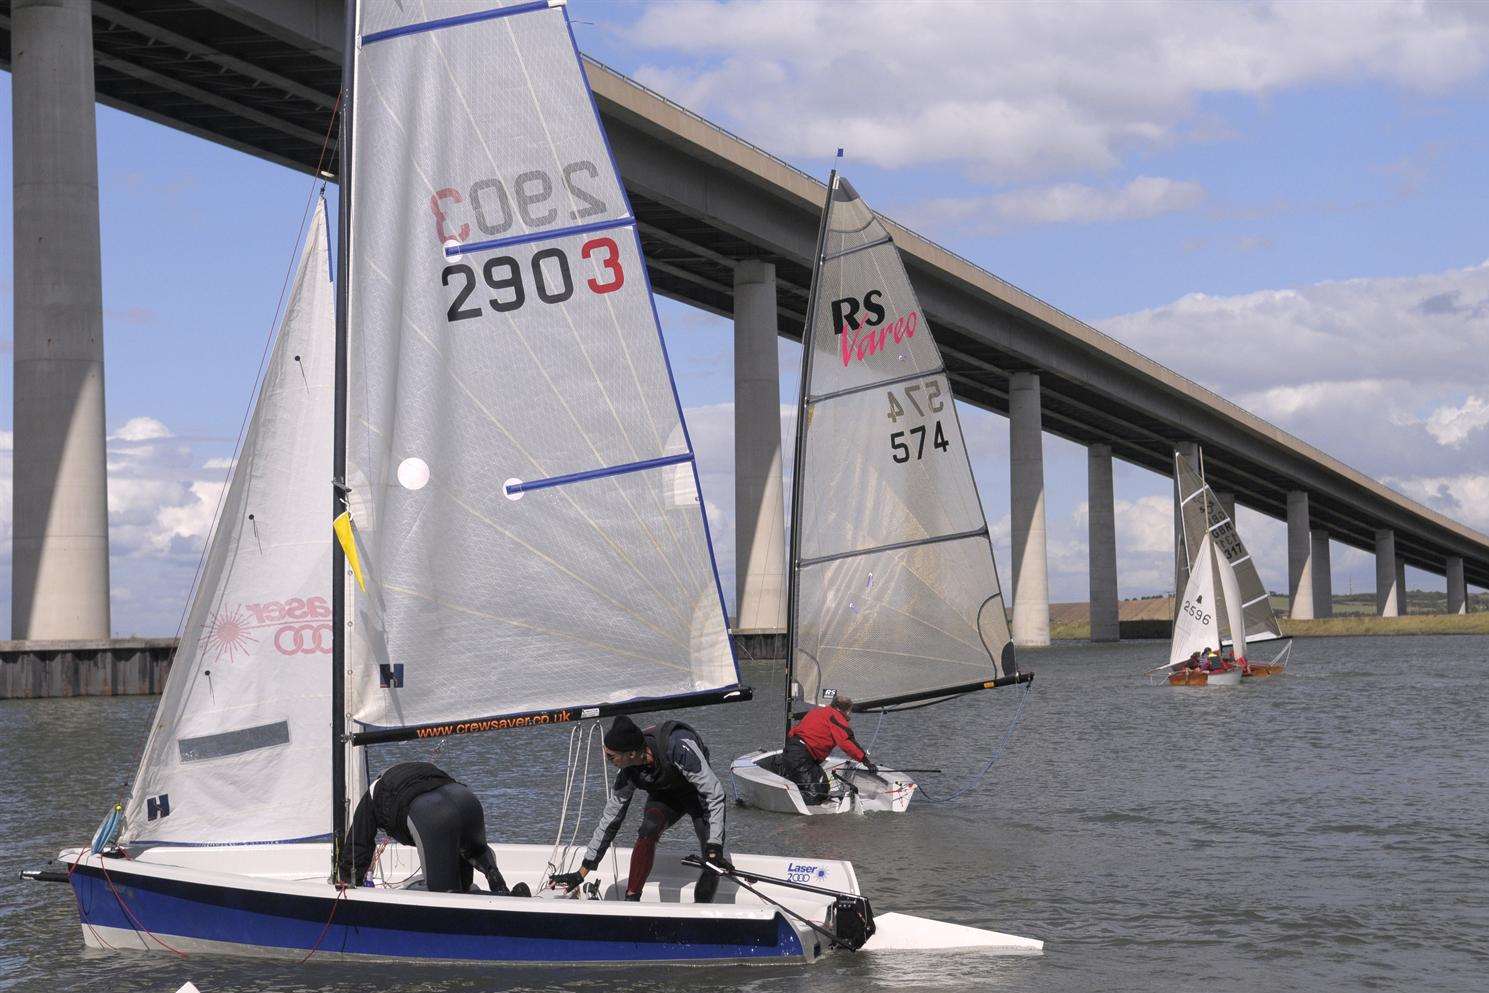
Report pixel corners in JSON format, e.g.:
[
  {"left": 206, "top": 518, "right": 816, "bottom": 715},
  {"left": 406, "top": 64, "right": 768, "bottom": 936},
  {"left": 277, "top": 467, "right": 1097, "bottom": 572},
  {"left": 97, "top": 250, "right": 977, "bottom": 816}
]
[{"left": 1155, "top": 450, "right": 1292, "bottom": 686}]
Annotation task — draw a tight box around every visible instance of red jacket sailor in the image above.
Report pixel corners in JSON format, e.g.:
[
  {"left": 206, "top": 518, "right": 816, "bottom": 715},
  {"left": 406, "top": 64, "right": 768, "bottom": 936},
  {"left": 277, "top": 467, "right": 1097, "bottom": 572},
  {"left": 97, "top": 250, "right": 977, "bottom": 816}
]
[{"left": 780, "top": 695, "right": 875, "bottom": 805}]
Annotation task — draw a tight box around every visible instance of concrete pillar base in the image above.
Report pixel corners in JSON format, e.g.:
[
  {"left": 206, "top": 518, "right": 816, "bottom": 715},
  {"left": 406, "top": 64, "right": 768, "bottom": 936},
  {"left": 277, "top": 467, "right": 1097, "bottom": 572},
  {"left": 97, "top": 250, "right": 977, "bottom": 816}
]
[
  {"left": 1375, "top": 530, "right": 1399, "bottom": 617},
  {"left": 11, "top": 0, "right": 112, "bottom": 639},
  {"left": 1310, "top": 530, "right": 1332, "bottom": 618},
  {"left": 733, "top": 260, "right": 787, "bottom": 633},
  {"left": 1287, "top": 491, "right": 1314, "bottom": 620},
  {"left": 1446, "top": 556, "right": 1466, "bottom": 615},
  {"left": 1009, "top": 373, "right": 1049, "bottom": 647},
  {"left": 1087, "top": 444, "right": 1119, "bottom": 642}
]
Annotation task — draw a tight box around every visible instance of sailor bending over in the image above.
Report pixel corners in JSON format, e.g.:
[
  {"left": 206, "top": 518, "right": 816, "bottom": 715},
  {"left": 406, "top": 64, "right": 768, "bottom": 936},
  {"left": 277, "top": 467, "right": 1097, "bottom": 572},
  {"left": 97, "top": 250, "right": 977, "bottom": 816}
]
[
  {"left": 782, "top": 695, "right": 876, "bottom": 805},
  {"left": 338, "top": 761, "right": 527, "bottom": 896},
  {"left": 554, "top": 716, "right": 729, "bottom": 902}
]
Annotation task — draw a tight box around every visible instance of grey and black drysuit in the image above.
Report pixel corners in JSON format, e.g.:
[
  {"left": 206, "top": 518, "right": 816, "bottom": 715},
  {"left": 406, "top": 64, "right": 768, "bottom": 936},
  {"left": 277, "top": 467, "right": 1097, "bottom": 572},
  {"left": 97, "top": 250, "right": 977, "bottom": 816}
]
[{"left": 581, "top": 721, "right": 728, "bottom": 902}]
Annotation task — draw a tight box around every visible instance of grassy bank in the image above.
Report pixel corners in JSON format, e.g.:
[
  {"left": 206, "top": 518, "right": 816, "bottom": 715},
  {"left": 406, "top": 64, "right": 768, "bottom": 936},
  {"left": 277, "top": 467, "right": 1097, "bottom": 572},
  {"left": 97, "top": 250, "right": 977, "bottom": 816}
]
[
  {"left": 1280, "top": 612, "right": 1489, "bottom": 637},
  {"left": 1047, "top": 594, "right": 1488, "bottom": 641}
]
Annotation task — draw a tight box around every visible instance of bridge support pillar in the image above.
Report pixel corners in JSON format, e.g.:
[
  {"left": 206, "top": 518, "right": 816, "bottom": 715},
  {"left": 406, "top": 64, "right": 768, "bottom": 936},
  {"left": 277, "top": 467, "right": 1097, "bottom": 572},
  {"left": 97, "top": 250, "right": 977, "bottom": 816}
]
[
  {"left": 732, "top": 261, "right": 787, "bottom": 633},
  {"left": 1310, "top": 530, "right": 1332, "bottom": 618},
  {"left": 1396, "top": 558, "right": 1408, "bottom": 615},
  {"left": 1087, "top": 444, "right": 1119, "bottom": 642},
  {"left": 1009, "top": 372, "right": 1049, "bottom": 647},
  {"left": 1172, "top": 442, "right": 1200, "bottom": 616},
  {"left": 1375, "top": 530, "right": 1399, "bottom": 617},
  {"left": 11, "top": 0, "right": 112, "bottom": 639},
  {"left": 1447, "top": 556, "right": 1467, "bottom": 614},
  {"left": 1287, "top": 491, "right": 1315, "bottom": 620}
]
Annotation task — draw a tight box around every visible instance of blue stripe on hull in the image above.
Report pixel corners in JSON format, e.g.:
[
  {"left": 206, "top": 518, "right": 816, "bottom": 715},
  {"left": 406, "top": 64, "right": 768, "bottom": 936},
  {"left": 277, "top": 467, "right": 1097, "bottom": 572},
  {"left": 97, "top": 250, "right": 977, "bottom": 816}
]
[{"left": 70, "top": 866, "right": 805, "bottom": 963}]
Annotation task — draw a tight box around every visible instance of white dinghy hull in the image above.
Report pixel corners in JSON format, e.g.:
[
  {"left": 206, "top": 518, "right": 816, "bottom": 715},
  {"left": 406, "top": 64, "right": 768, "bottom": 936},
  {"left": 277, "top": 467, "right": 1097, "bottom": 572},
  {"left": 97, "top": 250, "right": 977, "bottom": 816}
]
[
  {"left": 730, "top": 750, "right": 916, "bottom": 816},
  {"left": 59, "top": 840, "right": 1040, "bottom": 963},
  {"left": 63, "top": 842, "right": 846, "bottom": 964}
]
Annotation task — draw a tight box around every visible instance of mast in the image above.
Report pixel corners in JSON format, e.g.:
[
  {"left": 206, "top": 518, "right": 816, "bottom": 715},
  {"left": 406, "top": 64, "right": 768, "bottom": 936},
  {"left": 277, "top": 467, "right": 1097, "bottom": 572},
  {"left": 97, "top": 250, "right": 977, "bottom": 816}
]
[
  {"left": 782, "top": 152, "right": 841, "bottom": 734},
  {"left": 329, "top": 0, "right": 355, "bottom": 879}
]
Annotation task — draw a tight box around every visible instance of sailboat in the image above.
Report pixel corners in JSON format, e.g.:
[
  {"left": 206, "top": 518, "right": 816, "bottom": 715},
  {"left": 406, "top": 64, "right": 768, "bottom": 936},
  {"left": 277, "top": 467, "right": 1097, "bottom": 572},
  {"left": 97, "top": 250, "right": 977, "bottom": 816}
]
[
  {"left": 731, "top": 167, "right": 1032, "bottom": 816},
  {"left": 1159, "top": 449, "right": 1292, "bottom": 686},
  {"left": 36, "top": 2, "right": 1041, "bottom": 963}
]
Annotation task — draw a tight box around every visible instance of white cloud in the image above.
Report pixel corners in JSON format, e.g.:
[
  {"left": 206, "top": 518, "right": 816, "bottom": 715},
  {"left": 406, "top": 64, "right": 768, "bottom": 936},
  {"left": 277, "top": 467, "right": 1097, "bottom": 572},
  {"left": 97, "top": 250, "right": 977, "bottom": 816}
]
[
  {"left": 112, "top": 416, "right": 173, "bottom": 442},
  {"left": 1386, "top": 472, "right": 1489, "bottom": 531},
  {"left": 1424, "top": 395, "right": 1489, "bottom": 447},
  {"left": 1104, "top": 260, "right": 1489, "bottom": 480},
  {"left": 910, "top": 177, "right": 1205, "bottom": 233},
  {"left": 621, "top": 1, "right": 1489, "bottom": 182}
]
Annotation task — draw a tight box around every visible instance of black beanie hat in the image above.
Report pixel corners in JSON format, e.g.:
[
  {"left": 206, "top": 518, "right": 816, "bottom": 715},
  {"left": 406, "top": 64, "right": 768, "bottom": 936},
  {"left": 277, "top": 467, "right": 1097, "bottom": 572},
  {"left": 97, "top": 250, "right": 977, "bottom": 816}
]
[{"left": 604, "top": 715, "right": 646, "bottom": 753}]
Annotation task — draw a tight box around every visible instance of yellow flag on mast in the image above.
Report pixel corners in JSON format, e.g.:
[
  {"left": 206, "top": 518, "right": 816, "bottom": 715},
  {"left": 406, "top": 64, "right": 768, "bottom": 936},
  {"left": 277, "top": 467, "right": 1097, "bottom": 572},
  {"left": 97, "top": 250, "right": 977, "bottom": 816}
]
[{"left": 333, "top": 511, "right": 366, "bottom": 591}]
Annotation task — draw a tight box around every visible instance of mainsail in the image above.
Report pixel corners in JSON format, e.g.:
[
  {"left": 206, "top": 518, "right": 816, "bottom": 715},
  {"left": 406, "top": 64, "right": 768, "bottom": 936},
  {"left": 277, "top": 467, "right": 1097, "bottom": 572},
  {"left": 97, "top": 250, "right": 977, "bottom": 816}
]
[
  {"left": 1174, "top": 453, "right": 1285, "bottom": 645},
  {"left": 123, "top": 201, "right": 337, "bottom": 846},
  {"left": 787, "top": 173, "right": 1018, "bottom": 712},
  {"left": 342, "top": 0, "right": 739, "bottom": 744}
]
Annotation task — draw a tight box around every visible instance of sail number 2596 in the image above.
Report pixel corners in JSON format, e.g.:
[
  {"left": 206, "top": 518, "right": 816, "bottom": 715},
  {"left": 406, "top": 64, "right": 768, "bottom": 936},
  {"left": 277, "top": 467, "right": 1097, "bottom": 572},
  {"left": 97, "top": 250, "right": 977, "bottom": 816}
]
[
  {"left": 442, "top": 236, "right": 624, "bottom": 323},
  {"left": 886, "top": 379, "right": 949, "bottom": 463}
]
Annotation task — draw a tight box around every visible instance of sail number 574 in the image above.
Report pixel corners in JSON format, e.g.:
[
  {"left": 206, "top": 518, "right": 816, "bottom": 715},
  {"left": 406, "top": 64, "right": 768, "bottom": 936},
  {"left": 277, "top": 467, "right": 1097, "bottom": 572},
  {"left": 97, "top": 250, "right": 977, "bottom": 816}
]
[
  {"left": 442, "top": 237, "right": 624, "bottom": 323},
  {"left": 887, "top": 379, "right": 950, "bottom": 463}
]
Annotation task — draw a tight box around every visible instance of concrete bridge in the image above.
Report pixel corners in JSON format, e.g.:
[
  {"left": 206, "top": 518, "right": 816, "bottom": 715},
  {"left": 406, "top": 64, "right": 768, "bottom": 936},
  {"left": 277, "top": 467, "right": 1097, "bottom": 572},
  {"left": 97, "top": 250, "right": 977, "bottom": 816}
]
[{"left": 5, "top": 0, "right": 1486, "bottom": 649}]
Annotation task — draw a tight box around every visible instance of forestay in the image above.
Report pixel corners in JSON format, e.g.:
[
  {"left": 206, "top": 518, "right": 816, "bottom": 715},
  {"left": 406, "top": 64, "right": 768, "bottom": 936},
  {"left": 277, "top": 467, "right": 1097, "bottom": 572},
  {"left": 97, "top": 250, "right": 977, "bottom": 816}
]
[
  {"left": 1175, "top": 455, "right": 1284, "bottom": 645},
  {"left": 344, "top": 0, "right": 737, "bottom": 738},
  {"left": 123, "top": 202, "right": 337, "bottom": 846},
  {"left": 791, "top": 176, "right": 1015, "bottom": 709}
]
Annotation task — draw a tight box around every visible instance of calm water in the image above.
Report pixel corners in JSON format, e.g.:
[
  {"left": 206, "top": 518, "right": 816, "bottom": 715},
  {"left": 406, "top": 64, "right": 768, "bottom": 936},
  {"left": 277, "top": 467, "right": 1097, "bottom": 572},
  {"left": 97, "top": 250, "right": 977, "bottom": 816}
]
[{"left": 3, "top": 635, "right": 1486, "bottom": 993}]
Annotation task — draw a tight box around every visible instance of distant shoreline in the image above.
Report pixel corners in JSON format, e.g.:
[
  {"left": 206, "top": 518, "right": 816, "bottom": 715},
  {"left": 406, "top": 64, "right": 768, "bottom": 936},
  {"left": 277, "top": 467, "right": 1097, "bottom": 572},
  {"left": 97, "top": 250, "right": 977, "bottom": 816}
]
[{"left": 1049, "top": 595, "right": 1487, "bottom": 641}]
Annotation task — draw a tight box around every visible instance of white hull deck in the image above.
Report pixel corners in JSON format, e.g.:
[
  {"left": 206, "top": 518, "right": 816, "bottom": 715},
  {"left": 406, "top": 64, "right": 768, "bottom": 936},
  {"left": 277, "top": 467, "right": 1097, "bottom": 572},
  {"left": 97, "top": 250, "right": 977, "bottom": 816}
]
[
  {"left": 56, "top": 840, "right": 1040, "bottom": 963},
  {"left": 730, "top": 750, "right": 917, "bottom": 816}
]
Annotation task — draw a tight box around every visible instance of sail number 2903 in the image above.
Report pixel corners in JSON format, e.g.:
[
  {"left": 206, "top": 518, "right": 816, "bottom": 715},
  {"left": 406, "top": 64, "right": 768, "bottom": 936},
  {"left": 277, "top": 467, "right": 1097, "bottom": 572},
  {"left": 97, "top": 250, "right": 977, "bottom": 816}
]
[
  {"left": 886, "top": 379, "right": 950, "bottom": 463},
  {"left": 442, "top": 237, "right": 624, "bottom": 323}
]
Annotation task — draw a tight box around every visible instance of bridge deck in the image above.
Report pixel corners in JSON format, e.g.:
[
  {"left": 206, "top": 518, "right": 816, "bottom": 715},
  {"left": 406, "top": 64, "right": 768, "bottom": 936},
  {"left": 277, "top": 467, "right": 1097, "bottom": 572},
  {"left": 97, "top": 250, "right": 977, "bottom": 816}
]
[{"left": 1, "top": 0, "right": 1483, "bottom": 586}]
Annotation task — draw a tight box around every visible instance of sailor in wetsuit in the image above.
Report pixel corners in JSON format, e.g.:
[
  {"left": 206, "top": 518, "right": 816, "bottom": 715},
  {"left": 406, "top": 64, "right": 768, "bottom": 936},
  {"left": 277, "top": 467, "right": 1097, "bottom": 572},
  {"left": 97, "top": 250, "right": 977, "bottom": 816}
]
[
  {"left": 781, "top": 694, "right": 876, "bottom": 804},
  {"left": 337, "top": 761, "right": 528, "bottom": 896},
  {"left": 552, "top": 716, "right": 730, "bottom": 902}
]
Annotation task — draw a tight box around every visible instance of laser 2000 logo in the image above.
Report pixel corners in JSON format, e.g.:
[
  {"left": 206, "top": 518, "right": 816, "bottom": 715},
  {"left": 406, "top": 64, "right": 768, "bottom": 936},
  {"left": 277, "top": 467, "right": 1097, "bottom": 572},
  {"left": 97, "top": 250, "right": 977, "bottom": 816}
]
[
  {"left": 786, "top": 861, "right": 830, "bottom": 884},
  {"left": 203, "top": 597, "right": 331, "bottom": 663}
]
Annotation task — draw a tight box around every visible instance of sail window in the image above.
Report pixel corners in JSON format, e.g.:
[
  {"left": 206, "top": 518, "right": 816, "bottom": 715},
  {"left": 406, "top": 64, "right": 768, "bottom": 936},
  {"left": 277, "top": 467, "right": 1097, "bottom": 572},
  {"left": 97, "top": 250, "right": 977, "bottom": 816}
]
[
  {"left": 177, "top": 721, "right": 290, "bottom": 763},
  {"left": 397, "top": 457, "right": 430, "bottom": 490}
]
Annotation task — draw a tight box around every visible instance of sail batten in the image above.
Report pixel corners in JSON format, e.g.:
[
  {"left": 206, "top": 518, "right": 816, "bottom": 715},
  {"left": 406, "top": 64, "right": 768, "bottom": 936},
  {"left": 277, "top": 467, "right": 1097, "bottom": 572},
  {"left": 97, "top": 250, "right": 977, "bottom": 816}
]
[
  {"left": 344, "top": 0, "right": 738, "bottom": 736},
  {"left": 360, "top": 0, "right": 557, "bottom": 46},
  {"left": 799, "top": 526, "right": 991, "bottom": 569},
  {"left": 788, "top": 175, "right": 1016, "bottom": 710},
  {"left": 808, "top": 365, "right": 950, "bottom": 405},
  {"left": 448, "top": 215, "right": 635, "bottom": 258}
]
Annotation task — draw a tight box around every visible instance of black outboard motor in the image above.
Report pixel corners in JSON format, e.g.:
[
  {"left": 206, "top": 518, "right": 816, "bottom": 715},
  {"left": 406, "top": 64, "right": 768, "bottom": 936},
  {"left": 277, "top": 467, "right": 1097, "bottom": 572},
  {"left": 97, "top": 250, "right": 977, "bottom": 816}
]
[{"left": 826, "top": 894, "right": 875, "bottom": 950}]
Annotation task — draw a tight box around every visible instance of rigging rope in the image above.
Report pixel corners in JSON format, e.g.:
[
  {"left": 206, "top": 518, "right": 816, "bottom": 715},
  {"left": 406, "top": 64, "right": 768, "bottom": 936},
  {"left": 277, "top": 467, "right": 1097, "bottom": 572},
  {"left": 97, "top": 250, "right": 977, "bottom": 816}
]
[
  {"left": 542, "top": 722, "right": 602, "bottom": 890},
  {"left": 913, "top": 680, "right": 1033, "bottom": 804},
  {"left": 95, "top": 857, "right": 190, "bottom": 958}
]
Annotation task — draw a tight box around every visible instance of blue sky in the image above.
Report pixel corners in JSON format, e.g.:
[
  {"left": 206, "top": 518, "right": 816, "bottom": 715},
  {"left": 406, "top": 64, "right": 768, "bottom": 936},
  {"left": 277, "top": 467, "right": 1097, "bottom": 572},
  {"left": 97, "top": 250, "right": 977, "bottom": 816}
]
[{"left": 3, "top": 1, "right": 1488, "bottom": 636}]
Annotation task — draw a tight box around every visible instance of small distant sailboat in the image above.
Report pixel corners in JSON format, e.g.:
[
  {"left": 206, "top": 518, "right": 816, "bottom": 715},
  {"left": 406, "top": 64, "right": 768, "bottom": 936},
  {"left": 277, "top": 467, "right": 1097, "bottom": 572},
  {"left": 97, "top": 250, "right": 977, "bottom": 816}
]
[
  {"left": 731, "top": 165, "right": 1032, "bottom": 815},
  {"left": 1158, "top": 449, "right": 1293, "bottom": 686}
]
